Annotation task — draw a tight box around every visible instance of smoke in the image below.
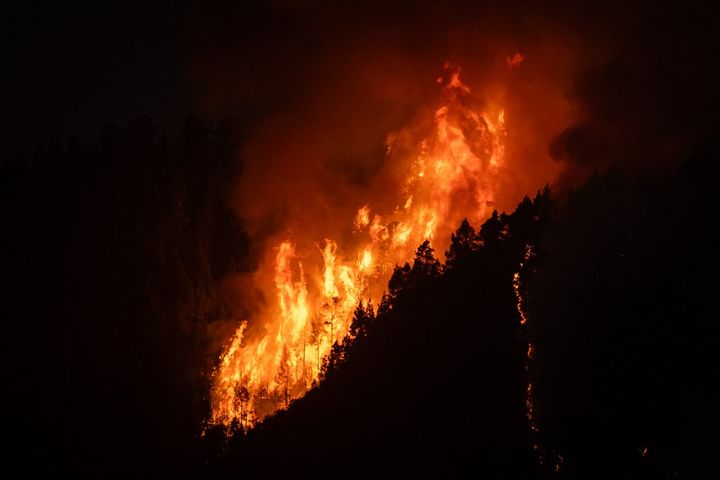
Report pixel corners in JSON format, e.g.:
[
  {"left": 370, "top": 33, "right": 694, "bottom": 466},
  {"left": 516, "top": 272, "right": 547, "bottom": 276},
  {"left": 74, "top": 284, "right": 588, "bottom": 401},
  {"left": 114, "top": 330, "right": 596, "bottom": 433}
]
[
  {"left": 183, "top": 0, "right": 717, "bottom": 332},
  {"left": 546, "top": 3, "right": 718, "bottom": 187},
  {"left": 189, "top": 5, "right": 568, "bottom": 215}
]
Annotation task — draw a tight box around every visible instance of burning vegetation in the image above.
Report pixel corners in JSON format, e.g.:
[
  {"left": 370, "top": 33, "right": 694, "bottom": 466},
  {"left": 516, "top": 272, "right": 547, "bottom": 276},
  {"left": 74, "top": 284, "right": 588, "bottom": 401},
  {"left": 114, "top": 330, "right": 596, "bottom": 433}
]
[{"left": 210, "top": 64, "right": 532, "bottom": 429}]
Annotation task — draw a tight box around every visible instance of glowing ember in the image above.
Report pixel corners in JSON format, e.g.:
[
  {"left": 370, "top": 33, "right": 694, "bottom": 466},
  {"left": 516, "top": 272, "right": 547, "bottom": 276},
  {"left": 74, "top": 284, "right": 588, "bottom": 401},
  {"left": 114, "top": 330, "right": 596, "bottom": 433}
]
[
  {"left": 210, "top": 65, "right": 519, "bottom": 429},
  {"left": 506, "top": 52, "right": 525, "bottom": 69},
  {"left": 515, "top": 245, "right": 537, "bottom": 430}
]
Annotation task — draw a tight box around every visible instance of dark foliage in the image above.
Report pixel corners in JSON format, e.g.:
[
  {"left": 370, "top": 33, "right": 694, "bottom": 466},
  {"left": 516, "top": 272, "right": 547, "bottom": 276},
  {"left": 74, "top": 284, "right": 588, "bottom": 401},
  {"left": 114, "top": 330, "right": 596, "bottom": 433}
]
[
  {"left": 3, "top": 115, "right": 718, "bottom": 478},
  {"left": 205, "top": 148, "right": 719, "bottom": 478},
  {"left": 444, "top": 217, "right": 480, "bottom": 268},
  {"left": 208, "top": 190, "right": 551, "bottom": 478},
  {"left": 1, "top": 116, "right": 249, "bottom": 477},
  {"left": 527, "top": 149, "right": 720, "bottom": 478}
]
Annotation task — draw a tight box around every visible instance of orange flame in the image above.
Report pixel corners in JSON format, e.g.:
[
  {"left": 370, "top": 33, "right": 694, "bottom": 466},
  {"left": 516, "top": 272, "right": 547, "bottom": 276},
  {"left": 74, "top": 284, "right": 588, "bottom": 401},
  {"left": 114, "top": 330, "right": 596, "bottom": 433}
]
[
  {"left": 211, "top": 65, "right": 522, "bottom": 429},
  {"left": 353, "top": 205, "right": 370, "bottom": 231}
]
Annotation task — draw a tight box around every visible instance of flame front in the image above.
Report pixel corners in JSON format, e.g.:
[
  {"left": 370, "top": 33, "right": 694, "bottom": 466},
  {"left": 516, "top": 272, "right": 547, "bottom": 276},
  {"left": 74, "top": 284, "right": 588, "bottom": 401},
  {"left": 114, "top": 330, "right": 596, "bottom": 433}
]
[{"left": 211, "top": 65, "right": 518, "bottom": 429}]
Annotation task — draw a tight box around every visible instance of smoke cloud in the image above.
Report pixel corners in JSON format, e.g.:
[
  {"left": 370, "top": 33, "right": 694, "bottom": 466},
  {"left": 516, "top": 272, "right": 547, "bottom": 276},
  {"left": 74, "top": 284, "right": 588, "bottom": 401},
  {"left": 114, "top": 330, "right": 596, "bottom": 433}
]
[
  {"left": 183, "top": 0, "right": 717, "bottom": 328},
  {"left": 546, "top": 3, "right": 718, "bottom": 186}
]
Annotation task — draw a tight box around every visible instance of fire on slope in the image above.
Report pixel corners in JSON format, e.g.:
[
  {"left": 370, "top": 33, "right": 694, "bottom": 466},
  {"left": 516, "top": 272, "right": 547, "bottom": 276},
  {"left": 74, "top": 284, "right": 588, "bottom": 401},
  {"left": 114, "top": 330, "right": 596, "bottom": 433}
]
[{"left": 211, "top": 64, "right": 525, "bottom": 430}]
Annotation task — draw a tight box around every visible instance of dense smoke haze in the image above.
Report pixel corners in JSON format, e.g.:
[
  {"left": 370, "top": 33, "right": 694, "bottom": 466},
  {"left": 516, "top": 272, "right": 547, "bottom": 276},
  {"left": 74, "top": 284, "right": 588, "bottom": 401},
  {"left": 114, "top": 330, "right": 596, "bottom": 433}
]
[
  {"left": 181, "top": 0, "right": 718, "bottom": 345},
  {"left": 6, "top": 1, "right": 716, "bottom": 189},
  {"left": 186, "top": 0, "right": 718, "bottom": 188}
]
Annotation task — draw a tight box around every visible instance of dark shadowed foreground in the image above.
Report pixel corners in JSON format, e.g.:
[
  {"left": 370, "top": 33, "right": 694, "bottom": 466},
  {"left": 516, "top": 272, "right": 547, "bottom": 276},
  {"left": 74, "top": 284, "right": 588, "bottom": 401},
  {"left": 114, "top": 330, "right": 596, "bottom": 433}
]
[
  {"left": 204, "top": 143, "right": 720, "bottom": 478},
  {"left": 2, "top": 120, "right": 718, "bottom": 477}
]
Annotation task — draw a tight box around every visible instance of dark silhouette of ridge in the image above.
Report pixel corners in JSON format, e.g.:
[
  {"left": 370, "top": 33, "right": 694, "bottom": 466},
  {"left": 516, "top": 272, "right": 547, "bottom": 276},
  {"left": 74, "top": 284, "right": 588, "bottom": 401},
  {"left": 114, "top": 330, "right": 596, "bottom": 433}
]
[
  {"left": 205, "top": 145, "right": 720, "bottom": 478},
  {"left": 2, "top": 116, "right": 718, "bottom": 478},
  {"left": 205, "top": 191, "right": 551, "bottom": 477}
]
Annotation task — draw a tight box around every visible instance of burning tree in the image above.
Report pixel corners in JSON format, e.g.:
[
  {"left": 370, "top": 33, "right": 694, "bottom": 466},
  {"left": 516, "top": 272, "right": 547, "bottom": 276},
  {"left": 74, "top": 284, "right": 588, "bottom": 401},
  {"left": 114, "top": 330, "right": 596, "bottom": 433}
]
[{"left": 210, "top": 64, "right": 535, "bottom": 430}]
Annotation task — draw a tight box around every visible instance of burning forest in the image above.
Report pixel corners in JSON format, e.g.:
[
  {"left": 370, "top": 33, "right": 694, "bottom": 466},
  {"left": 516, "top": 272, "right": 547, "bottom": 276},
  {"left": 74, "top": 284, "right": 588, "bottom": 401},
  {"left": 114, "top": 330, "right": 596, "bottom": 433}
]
[
  {"left": 210, "top": 65, "right": 526, "bottom": 429},
  {"left": 3, "top": 1, "right": 719, "bottom": 478}
]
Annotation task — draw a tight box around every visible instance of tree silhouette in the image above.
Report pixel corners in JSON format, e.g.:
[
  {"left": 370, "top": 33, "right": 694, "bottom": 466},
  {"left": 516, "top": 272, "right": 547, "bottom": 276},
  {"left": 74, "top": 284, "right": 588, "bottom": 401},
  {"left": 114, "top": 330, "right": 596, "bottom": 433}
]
[
  {"left": 479, "top": 210, "right": 509, "bottom": 246},
  {"left": 320, "top": 341, "right": 346, "bottom": 381},
  {"left": 445, "top": 218, "right": 480, "bottom": 269},
  {"left": 349, "top": 301, "right": 374, "bottom": 342},
  {"left": 388, "top": 262, "right": 412, "bottom": 299},
  {"left": 411, "top": 240, "right": 441, "bottom": 278}
]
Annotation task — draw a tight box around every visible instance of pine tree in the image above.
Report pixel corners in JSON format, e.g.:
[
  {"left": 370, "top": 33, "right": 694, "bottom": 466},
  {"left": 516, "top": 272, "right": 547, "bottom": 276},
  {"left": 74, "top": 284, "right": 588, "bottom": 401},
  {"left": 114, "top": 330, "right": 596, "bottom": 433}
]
[
  {"left": 388, "top": 262, "right": 412, "bottom": 298},
  {"left": 445, "top": 218, "right": 481, "bottom": 269},
  {"left": 349, "top": 300, "right": 374, "bottom": 341},
  {"left": 480, "top": 210, "right": 509, "bottom": 246},
  {"left": 412, "top": 240, "right": 441, "bottom": 278}
]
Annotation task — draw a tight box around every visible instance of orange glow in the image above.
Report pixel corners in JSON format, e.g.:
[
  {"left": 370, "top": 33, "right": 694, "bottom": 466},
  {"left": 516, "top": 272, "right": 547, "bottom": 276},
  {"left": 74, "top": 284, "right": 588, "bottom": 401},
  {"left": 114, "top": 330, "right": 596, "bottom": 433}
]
[
  {"left": 353, "top": 205, "right": 370, "bottom": 231},
  {"left": 321, "top": 240, "right": 339, "bottom": 299},
  {"left": 211, "top": 64, "right": 543, "bottom": 430},
  {"left": 514, "top": 244, "right": 542, "bottom": 446},
  {"left": 506, "top": 52, "right": 524, "bottom": 69},
  {"left": 513, "top": 271, "right": 527, "bottom": 325},
  {"left": 358, "top": 248, "right": 373, "bottom": 272}
]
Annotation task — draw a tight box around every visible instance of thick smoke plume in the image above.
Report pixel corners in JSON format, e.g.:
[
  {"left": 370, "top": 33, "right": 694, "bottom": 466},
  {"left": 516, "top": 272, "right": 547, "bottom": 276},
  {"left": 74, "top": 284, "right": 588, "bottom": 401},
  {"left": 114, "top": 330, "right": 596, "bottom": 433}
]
[{"left": 184, "top": 0, "right": 717, "bottom": 363}]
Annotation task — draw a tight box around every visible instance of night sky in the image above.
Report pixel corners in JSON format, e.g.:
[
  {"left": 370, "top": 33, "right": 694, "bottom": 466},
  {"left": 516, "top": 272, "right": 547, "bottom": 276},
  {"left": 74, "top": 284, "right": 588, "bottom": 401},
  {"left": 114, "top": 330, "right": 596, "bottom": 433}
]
[
  {"left": 5, "top": 3, "right": 188, "bottom": 159},
  {"left": 6, "top": 1, "right": 716, "bottom": 165}
]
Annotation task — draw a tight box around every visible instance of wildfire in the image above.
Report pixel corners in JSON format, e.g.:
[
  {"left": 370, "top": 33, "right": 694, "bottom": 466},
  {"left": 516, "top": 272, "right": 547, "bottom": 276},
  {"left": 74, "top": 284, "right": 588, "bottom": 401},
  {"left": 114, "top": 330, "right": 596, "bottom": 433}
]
[{"left": 210, "top": 64, "right": 517, "bottom": 430}]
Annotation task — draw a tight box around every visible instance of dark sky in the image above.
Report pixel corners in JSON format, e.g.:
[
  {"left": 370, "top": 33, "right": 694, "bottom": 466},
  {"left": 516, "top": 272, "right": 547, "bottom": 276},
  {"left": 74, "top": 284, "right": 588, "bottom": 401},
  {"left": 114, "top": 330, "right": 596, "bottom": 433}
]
[
  {"left": 4, "top": 1, "right": 718, "bottom": 172},
  {"left": 4, "top": 2, "right": 188, "bottom": 159}
]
